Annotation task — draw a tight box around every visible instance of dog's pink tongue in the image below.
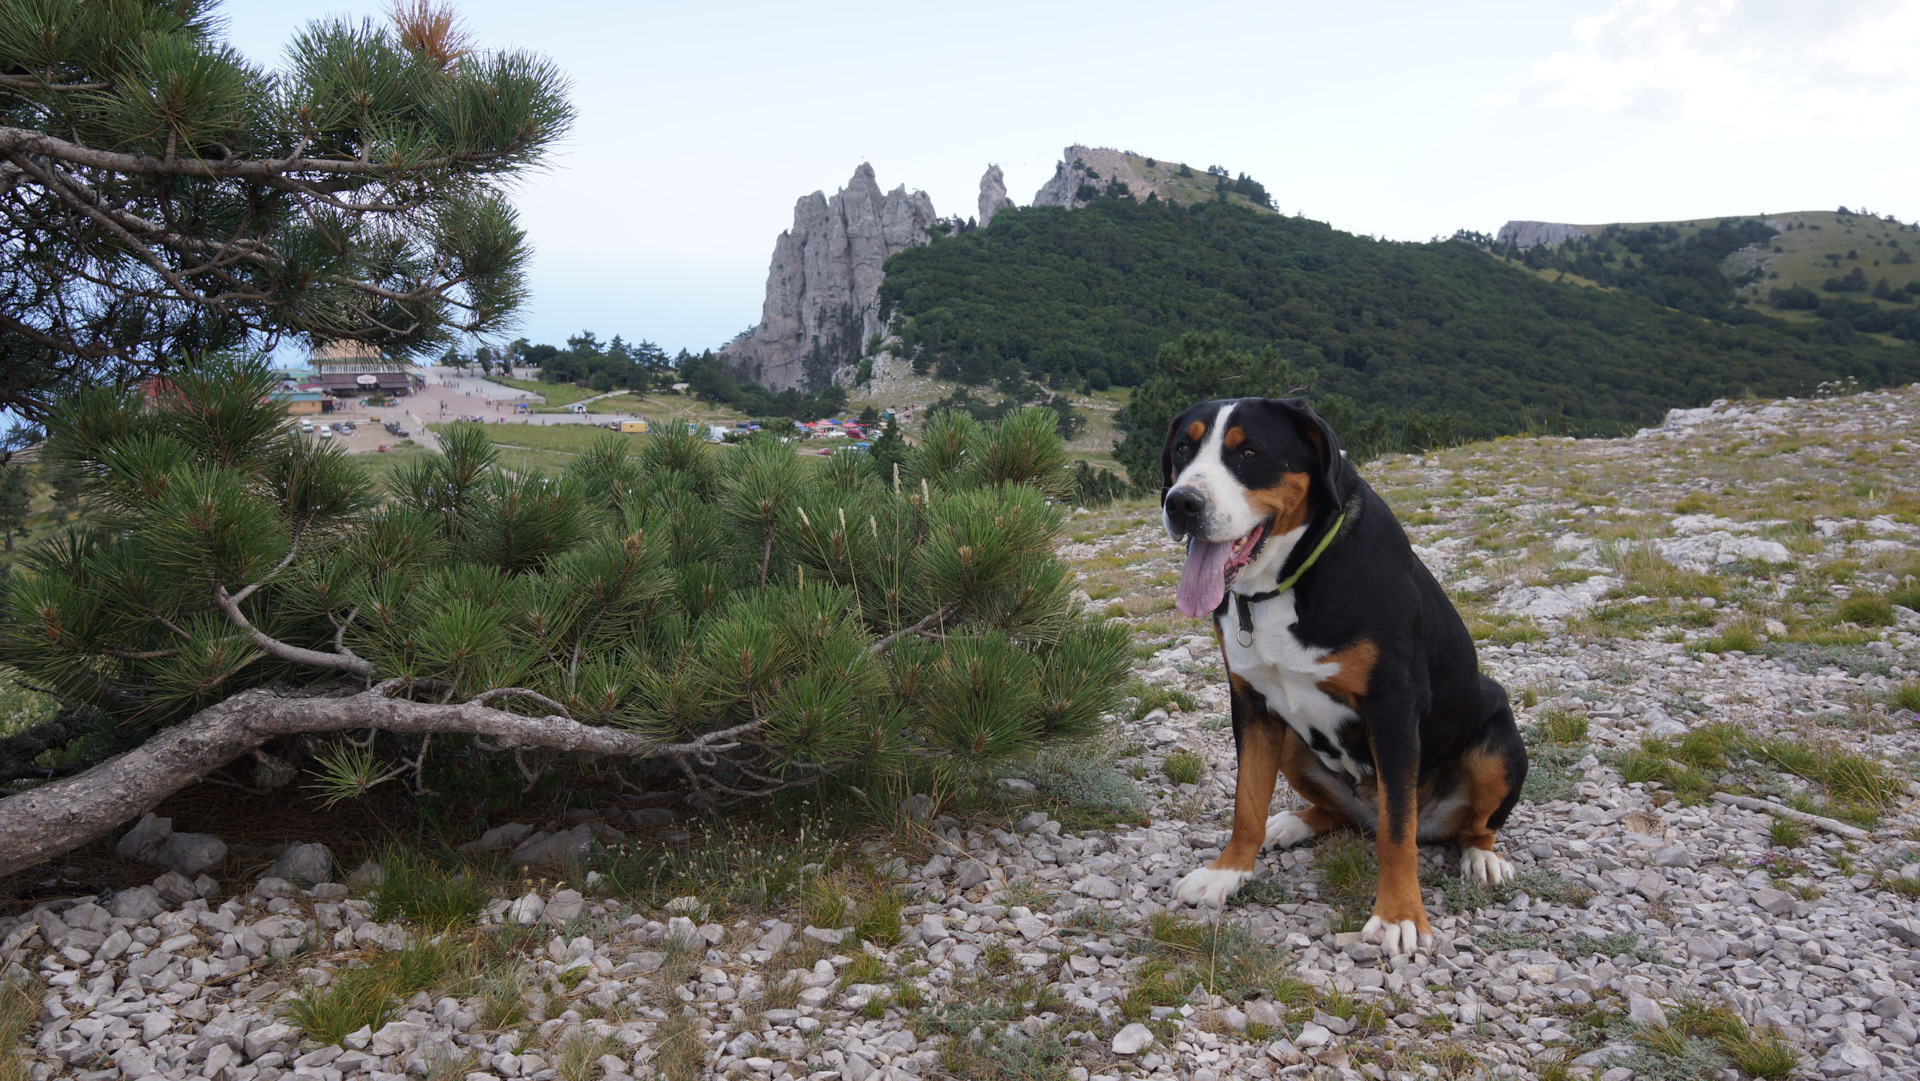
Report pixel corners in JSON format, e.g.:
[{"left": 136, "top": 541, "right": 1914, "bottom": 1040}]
[{"left": 1176, "top": 537, "right": 1232, "bottom": 618}]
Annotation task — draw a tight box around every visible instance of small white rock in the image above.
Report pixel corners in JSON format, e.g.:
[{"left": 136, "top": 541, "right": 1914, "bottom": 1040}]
[{"left": 1112, "top": 1022, "right": 1154, "bottom": 1055}]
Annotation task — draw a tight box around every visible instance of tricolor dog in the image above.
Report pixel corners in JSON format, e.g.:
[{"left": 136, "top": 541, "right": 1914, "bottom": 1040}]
[{"left": 1160, "top": 397, "right": 1527, "bottom": 957}]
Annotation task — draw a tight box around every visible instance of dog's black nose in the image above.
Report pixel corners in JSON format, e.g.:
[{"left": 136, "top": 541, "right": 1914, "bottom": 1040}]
[{"left": 1165, "top": 486, "right": 1206, "bottom": 535}]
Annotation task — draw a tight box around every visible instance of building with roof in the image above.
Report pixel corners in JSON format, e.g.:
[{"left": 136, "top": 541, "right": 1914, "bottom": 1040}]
[
  {"left": 278, "top": 391, "right": 333, "bottom": 415},
  {"left": 310, "top": 341, "right": 420, "bottom": 397}
]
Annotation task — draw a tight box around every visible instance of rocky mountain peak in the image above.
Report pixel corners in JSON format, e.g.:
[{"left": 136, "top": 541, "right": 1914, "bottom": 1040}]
[
  {"left": 978, "top": 164, "right": 1011, "bottom": 228},
  {"left": 1032, "top": 145, "right": 1126, "bottom": 209},
  {"left": 725, "top": 164, "right": 936, "bottom": 392},
  {"left": 1496, "top": 220, "right": 1586, "bottom": 249}
]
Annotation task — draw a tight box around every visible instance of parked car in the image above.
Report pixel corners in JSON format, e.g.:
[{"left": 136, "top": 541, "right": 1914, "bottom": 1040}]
[{"left": 318, "top": 425, "right": 333, "bottom": 439}]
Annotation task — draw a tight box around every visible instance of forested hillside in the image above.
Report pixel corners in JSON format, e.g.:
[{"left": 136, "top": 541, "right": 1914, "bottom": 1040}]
[
  {"left": 875, "top": 197, "right": 1920, "bottom": 440},
  {"left": 1496, "top": 209, "right": 1920, "bottom": 344}
]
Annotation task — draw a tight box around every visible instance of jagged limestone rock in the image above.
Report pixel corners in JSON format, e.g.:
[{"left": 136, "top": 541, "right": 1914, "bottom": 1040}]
[
  {"left": 1032, "top": 146, "right": 1099, "bottom": 209},
  {"left": 1031, "top": 146, "right": 1157, "bottom": 209},
  {"left": 1495, "top": 220, "right": 1586, "bottom": 249},
  {"left": 978, "top": 164, "right": 1011, "bottom": 227},
  {"left": 726, "top": 163, "right": 935, "bottom": 392}
]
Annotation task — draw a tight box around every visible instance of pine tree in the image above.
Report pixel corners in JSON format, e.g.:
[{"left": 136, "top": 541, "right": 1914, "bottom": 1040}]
[
  {"left": 0, "top": 463, "right": 29, "bottom": 551},
  {"left": 866, "top": 417, "right": 909, "bottom": 480},
  {"left": 0, "top": 0, "right": 572, "bottom": 417},
  {"left": 0, "top": 357, "right": 1129, "bottom": 872},
  {"left": 1113, "top": 332, "right": 1302, "bottom": 489}
]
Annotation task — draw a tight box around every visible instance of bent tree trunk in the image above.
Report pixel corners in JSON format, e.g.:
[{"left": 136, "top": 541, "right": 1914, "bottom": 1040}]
[{"left": 0, "top": 686, "right": 705, "bottom": 878}]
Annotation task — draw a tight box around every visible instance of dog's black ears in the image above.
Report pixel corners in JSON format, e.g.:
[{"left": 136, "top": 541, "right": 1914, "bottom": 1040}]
[
  {"left": 1270, "top": 398, "right": 1348, "bottom": 504},
  {"left": 1159, "top": 406, "right": 1191, "bottom": 498}
]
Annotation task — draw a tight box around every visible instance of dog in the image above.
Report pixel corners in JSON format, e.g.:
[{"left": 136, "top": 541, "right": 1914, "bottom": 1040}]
[{"left": 1159, "top": 397, "right": 1527, "bottom": 957}]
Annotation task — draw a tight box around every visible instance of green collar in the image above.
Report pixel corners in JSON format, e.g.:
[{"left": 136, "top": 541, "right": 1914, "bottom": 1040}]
[{"left": 1230, "top": 511, "right": 1346, "bottom": 642}]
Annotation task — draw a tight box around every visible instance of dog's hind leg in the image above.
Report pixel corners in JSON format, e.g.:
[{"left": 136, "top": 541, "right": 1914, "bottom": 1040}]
[
  {"left": 1457, "top": 677, "right": 1526, "bottom": 885},
  {"left": 1266, "top": 724, "right": 1349, "bottom": 849},
  {"left": 1172, "top": 716, "right": 1284, "bottom": 907}
]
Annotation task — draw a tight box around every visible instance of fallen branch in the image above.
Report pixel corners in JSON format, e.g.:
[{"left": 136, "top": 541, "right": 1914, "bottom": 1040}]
[
  {"left": 1710, "top": 792, "right": 1878, "bottom": 841},
  {"left": 0, "top": 685, "right": 675, "bottom": 878}
]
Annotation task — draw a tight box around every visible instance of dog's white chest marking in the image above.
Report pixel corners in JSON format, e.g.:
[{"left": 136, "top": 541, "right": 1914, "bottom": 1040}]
[{"left": 1222, "top": 590, "right": 1367, "bottom": 779}]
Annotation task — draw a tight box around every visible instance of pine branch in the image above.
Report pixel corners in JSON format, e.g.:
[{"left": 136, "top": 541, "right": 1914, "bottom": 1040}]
[
  {"left": 212, "top": 584, "right": 375, "bottom": 675},
  {"left": 867, "top": 601, "right": 961, "bottom": 656},
  {"left": 0, "top": 125, "right": 522, "bottom": 183}
]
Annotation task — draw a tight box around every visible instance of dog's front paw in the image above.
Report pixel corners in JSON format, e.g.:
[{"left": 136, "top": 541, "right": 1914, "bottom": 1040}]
[
  {"left": 1263, "top": 811, "right": 1317, "bottom": 850},
  {"left": 1359, "top": 902, "right": 1436, "bottom": 960},
  {"left": 1171, "top": 866, "right": 1251, "bottom": 907},
  {"left": 1361, "top": 910, "right": 1434, "bottom": 958},
  {"left": 1460, "top": 847, "right": 1516, "bottom": 885}
]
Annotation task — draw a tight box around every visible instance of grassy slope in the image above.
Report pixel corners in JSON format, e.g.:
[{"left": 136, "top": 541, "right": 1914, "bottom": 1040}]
[
  {"left": 1739, "top": 210, "right": 1919, "bottom": 309},
  {"left": 1110, "top": 152, "right": 1275, "bottom": 212},
  {"left": 1556, "top": 209, "right": 1920, "bottom": 322}
]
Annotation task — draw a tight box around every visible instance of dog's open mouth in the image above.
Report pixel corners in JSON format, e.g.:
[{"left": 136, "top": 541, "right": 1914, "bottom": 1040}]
[{"left": 1174, "top": 518, "right": 1270, "bottom": 618}]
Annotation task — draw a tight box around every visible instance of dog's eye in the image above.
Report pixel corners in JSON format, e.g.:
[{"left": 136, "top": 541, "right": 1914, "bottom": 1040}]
[
  {"left": 1240, "top": 448, "right": 1257, "bottom": 460},
  {"left": 1175, "top": 445, "right": 1190, "bottom": 458}
]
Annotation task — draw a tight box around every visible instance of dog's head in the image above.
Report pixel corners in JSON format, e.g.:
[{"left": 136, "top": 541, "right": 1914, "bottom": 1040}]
[{"left": 1160, "top": 397, "right": 1348, "bottom": 617}]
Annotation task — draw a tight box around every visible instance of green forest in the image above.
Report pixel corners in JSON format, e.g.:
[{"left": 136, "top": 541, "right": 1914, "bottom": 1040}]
[{"left": 875, "top": 196, "right": 1920, "bottom": 443}]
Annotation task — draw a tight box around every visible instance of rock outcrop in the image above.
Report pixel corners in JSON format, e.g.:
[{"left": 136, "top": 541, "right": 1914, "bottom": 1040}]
[
  {"left": 1031, "top": 146, "right": 1163, "bottom": 209},
  {"left": 977, "top": 164, "right": 1011, "bottom": 228},
  {"left": 1495, "top": 220, "right": 1586, "bottom": 249},
  {"left": 725, "top": 164, "right": 936, "bottom": 392}
]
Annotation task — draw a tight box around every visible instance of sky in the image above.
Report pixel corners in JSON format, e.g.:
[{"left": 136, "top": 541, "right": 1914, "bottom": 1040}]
[{"left": 214, "top": 0, "right": 1920, "bottom": 358}]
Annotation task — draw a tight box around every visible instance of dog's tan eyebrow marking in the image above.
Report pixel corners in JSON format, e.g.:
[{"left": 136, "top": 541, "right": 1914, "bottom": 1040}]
[
  {"left": 1222, "top": 426, "right": 1246, "bottom": 450},
  {"left": 1185, "top": 420, "right": 1207, "bottom": 442}
]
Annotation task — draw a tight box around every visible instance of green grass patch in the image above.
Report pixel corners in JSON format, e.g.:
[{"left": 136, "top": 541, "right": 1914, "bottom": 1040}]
[
  {"left": 367, "top": 850, "right": 491, "bottom": 931},
  {"left": 596, "top": 818, "right": 846, "bottom": 918},
  {"left": 1465, "top": 611, "right": 1548, "bottom": 646},
  {"left": 1758, "top": 640, "right": 1894, "bottom": 677},
  {"left": 1616, "top": 722, "right": 1748, "bottom": 804},
  {"left": 850, "top": 886, "right": 907, "bottom": 946},
  {"left": 1534, "top": 707, "right": 1589, "bottom": 745},
  {"left": 555, "top": 1030, "right": 620, "bottom": 1081},
  {"left": 0, "top": 666, "right": 58, "bottom": 738},
  {"left": 1128, "top": 678, "right": 1200, "bottom": 718},
  {"left": 1, "top": 975, "right": 36, "bottom": 1081},
  {"left": 798, "top": 874, "right": 852, "bottom": 929},
  {"left": 1836, "top": 593, "right": 1895, "bottom": 626},
  {"left": 650, "top": 1010, "right": 708, "bottom": 1081},
  {"left": 1893, "top": 681, "right": 1920, "bottom": 713},
  {"left": 1695, "top": 620, "right": 1760, "bottom": 654},
  {"left": 1767, "top": 817, "right": 1807, "bottom": 849},
  {"left": 486, "top": 377, "right": 598, "bottom": 408},
  {"left": 1754, "top": 736, "right": 1903, "bottom": 822},
  {"left": 282, "top": 938, "right": 461, "bottom": 1045},
  {"left": 837, "top": 950, "right": 886, "bottom": 990},
  {"left": 1162, "top": 749, "right": 1204, "bottom": 786},
  {"left": 1311, "top": 830, "right": 1377, "bottom": 929},
  {"left": 1522, "top": 712, "right": 1588, "bottom": 805}
]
